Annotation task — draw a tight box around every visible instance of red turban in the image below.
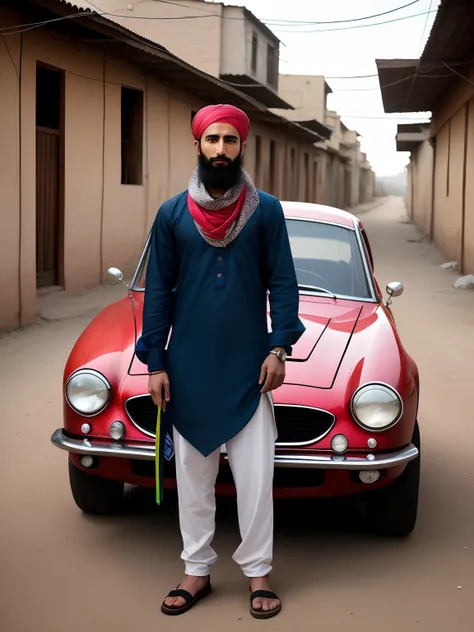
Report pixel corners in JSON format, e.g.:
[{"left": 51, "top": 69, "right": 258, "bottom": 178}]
[{"left": 192, "top": 104, "right": 250, "bottom": 142}]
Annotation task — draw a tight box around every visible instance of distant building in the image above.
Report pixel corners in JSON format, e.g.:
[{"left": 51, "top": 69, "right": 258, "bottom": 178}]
[{"left": 273, "top": 73, "right": 375, "bottom": 208}]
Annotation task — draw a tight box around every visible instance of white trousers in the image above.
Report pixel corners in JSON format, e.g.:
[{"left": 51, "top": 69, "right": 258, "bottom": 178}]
[{"left": 172, "top": 393, "right": 277, "bottom": 578}]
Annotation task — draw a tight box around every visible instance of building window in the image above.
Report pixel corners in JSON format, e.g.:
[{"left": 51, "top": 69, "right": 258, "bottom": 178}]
[
  {"left": 266, "top": 44, "right": 278, "bottom": 88},
  {"left": 255, "top": 135, "right": 262, "bottom": 187},
  {"left": 36, "top": 66, "right": 62, "bottom": 130},
  {"left": 269, "top": 140, "right": 276, "bottom": 195},
  {"left": 251, "top": 32, "right": 258, "bottom": 74},
  {"left": 121, "top": 87, "right": 143, "bottom": 185}
]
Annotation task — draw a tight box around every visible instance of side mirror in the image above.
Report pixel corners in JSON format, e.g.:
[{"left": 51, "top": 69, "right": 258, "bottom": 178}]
[
  {"left": 385, "top": 281, "right": 404, "bottom": 307},
  {"left": 107, "top": 267, "right": 129, "bottom": 289}
]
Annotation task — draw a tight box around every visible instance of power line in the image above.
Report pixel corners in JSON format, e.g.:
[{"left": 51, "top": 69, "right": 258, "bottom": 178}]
[
  {"left": 340, "top": 114, "right": 430, "bottom": 120},
  {"left": 0, "top": 12, "right": 88, "bottom": 35},
  {"left": 271, "top": 9, "right": 437, "bottom": 33},
  {"left": 0, "top": 2, "right": 433, "bottom": 36},
  {"left": 402, "top": 0, "right": 435, "bottom": 112},
  {"left": 1, "top": 35, "right": 19, "bottom": 77},
  {"left": 441, "top": 62, "right": 474, "bottom": 88},
  {"left": 326, "top": 73, "right": 379, "bottom": 79},
  {"left": 263, "top": 0, "right": 421, "bottom": 25},
  {"left": 417, "top": 0, "right": 435, "bottom": 58},
  {"left": 326, "top": 59, "right": 474, "bottom": 82},
  {"left": 223, "top": 71, "right": 452, "bottom": 91},
  {"left": 332, "top": 72, "right": 453, "bottom": 91},
  {"left": 118, "top": 0, "right": 421, "bottom": 25}
]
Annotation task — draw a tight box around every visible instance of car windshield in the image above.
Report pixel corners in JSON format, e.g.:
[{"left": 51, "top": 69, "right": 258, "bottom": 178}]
[
  {"left": 286, "top": 218, "right": 372, "bottom": 298},
  {"left": 132, "top": 218, "right": 372, "bottom": 299}
]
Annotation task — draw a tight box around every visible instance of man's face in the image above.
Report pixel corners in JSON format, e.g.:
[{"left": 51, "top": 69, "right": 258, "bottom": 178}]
[
  {"left": 194, "top": 122, "right": 246, "bottom": 191},
  {"left": 195, "top": 122, "right": 246, "bottom": 163}
]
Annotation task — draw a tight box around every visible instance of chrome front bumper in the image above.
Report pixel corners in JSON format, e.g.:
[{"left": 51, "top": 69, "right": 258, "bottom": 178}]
[{"left": 51, "top": 429, "right": 419, "bottom": 470}]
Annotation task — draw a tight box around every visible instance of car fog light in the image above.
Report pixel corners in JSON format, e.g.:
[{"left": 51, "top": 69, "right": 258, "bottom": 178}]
[
  {"left": 359, "top": 470, "right": 381, "bottom": 484},
  {"left": 81, "top": 423, "right": 91, "bottom": 435},
  {"left": 331, "top": 434, "right": 348, "bottom": 454},
  {"left": 80, "top": 456, "right": 94, "bottom": 468},
  {"left": 110, "top": 421, "right": 125, "bottom": 440},
  {"left": 367, "top": 438, "right": 377, "bottom": 448}
]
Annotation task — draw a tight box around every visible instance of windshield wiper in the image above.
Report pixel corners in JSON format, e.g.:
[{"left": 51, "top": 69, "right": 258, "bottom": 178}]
[{"left": 298, "top": 284, "right": 337, "bottom": 299}]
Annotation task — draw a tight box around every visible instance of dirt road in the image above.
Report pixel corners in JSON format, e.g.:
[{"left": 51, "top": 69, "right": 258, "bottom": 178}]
[{"left": 1, "top": 197, "right": 472, "bottom": 631}]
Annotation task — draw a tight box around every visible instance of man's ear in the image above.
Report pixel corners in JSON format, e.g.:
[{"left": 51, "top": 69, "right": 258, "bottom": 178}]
[{"left": 194, "top": 139, "right": 201, "bottom": 155}]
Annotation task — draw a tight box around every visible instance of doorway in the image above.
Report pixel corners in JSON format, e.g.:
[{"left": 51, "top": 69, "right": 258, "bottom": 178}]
[{"left": 36, "top": 64, "right": 64, "bottom": 288}]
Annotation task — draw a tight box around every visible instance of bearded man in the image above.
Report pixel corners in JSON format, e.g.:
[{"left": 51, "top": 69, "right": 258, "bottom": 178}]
[{"left": 136, "top": 104, "right": 305, "bottom": 619}]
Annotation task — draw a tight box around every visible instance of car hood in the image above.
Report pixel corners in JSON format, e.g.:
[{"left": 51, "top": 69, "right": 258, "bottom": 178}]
[
  {"left": 68, "top": 294, "right": 384, "bottom": 391},
  {"left": 125, "top": 295, "right": 372, "bottom": 389},
  {"left": 285, "top": 297, "right": 365, "bottom": 388}
]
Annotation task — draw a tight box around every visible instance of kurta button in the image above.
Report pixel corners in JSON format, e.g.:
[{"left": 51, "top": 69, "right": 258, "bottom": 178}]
[
  {"left": 218, "top": 256, "right": 222, "bottom": 260},
  {"left": 217, "top": 273, "right": 222, "bottom": 278}
]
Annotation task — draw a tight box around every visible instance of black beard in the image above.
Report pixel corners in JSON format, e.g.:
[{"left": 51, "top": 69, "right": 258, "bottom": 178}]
[{"left": 198, "top": 151, "right": 243, "bottom": 192}]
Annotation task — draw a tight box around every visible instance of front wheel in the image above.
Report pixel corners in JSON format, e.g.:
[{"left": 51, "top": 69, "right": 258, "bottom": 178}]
[
  {"left": 366, "top": 421, "right": 421, "bottom": 537},
  {"left": 68, "top": 459, "right": 124, "bottom": 515}
]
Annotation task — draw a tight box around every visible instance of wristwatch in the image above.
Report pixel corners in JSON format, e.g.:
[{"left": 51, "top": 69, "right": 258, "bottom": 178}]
[{"left": 270, "top": 348, "right": 288, "bottom": 362}]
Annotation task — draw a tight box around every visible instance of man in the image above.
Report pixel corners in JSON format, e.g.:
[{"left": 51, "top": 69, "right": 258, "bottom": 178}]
[{"left": 136, "top": 104, "right": 305, "bottom": 619}]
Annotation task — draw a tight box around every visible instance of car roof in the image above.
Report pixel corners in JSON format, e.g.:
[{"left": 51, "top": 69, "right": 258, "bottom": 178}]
[{"left": 280, "top": 201, "right": 357, "bottom": 228}]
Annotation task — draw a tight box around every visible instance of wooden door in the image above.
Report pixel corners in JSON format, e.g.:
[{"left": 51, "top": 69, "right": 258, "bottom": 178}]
[{"left": 36, "top": 127, "right": 60, "bottom": 287}]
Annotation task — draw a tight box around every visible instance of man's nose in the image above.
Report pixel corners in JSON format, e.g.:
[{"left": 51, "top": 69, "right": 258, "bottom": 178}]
[{"left": 216, "top": 139, "right": 226, "bottom": 154}]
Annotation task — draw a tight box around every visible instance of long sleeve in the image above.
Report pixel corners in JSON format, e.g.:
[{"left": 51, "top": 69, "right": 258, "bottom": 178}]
[
  {"left": 263, "top": 199, "right": 306, "bottom": 355},
  {"left": 135, "top": 205, "right": 178, "bottom": 372}
]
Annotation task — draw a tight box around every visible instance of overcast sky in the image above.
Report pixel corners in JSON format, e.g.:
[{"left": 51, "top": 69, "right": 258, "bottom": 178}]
[{"left": 210, "top": 0, "right": 440, "bottom": 176}]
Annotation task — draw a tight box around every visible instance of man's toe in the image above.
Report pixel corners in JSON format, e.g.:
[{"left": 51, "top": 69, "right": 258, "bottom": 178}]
[{"left": 165, "top": 597, "right": 183, "bottom": 608}]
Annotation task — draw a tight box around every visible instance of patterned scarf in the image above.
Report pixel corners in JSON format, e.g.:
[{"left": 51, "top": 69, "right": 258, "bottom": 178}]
[{"left": 187, "top": 167, "right": 260, "bottom": 248}]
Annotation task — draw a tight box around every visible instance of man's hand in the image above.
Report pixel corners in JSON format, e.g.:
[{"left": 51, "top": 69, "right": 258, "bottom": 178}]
[
  {"left": 148, "top": 371, "right": 170, "bottom": 410},
  {"left": 259, "top": 352, "right": 286, "bottom": 394}
]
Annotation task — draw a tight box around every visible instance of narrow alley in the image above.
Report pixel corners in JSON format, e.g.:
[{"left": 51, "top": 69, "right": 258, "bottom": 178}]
[{"left": 0, "top": 197, "right": 473, "bottom": 632}]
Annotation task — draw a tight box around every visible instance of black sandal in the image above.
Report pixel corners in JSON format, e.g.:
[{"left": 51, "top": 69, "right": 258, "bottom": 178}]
[
  {"left": 161, "top": 577, "right": 212, "bottom": 616},
  {"left": 249, "top": 589, "right": 282, "bottom": 619}
]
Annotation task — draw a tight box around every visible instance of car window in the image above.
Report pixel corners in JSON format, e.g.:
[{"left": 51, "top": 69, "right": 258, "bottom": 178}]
[{"left": 285, "top": 219, "right": 372, "bottom": 298}]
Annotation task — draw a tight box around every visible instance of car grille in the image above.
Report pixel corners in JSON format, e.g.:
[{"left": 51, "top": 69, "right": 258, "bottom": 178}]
[{"left": 124, "top": 395, "right": 335, "bottom": 446}]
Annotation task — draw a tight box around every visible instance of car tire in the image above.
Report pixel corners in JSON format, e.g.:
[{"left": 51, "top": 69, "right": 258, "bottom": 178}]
[
  {"left": 366, "top": 421, "right": 421, "bottom": 537},
  {"left": 68, "top": 459, "right": 124, "bottom": 515}
]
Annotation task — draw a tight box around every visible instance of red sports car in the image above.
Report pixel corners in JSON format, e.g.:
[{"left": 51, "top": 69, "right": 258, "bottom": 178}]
[{"left": 51, "top": 202, "right": 420, "bottom": 537}]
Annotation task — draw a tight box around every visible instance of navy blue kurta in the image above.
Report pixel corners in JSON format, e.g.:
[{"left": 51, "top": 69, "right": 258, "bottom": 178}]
[{"left": 135, "top": 190, "right": 305, "bottom": 457}]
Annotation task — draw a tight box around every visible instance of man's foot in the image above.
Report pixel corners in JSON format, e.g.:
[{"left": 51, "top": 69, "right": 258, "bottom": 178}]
[
  {"left": 249, "top": 576, "right": 281, "bottom": 617},
  {"left": 163, "top": 575, "right": 210, "bottom": 609}
]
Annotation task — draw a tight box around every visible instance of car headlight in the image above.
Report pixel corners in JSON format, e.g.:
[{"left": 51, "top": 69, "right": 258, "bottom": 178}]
[
  {"left": 65, "top": 369, "right": 111, "bottom": 416},
  {"left": 351, "top": 383, "right": 402, "bottom": 431}
]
